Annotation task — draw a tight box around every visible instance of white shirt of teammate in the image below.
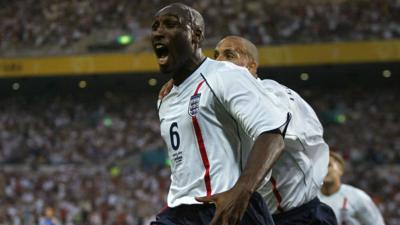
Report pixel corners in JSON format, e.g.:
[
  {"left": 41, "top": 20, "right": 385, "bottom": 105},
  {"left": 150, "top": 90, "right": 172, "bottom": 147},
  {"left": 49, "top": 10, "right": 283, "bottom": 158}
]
[
  {"left": 319, "top": 184, "right": 385, "bottom": 225},
  {"left": 158, "top": 58, "right": 289, "bottom": 207},
  {"left": 256, "top": 79, "right": 330, "bottom": 214}
]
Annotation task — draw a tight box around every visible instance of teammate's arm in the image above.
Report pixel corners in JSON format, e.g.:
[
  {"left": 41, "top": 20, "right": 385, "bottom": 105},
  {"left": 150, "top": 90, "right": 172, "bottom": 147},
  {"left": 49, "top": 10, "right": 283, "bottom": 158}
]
[
  {"left": 158, "top": 79, "right": 174, "bottom": 99},
  {"left": 196, "top": 67, "right": 289, "bottom": 225},
  {"left": 197, "top": 132, "right": 284, "bottom": 225}
]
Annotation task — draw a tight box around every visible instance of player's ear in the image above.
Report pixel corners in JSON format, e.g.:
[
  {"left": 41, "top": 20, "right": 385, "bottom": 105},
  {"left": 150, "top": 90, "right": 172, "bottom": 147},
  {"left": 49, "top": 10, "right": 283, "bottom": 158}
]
[
  {"left": 248, "top": 61, "right": 257, "bottom": 70},
  {"left": 247, "top": 60, "right": 258, "bottom": 76}
]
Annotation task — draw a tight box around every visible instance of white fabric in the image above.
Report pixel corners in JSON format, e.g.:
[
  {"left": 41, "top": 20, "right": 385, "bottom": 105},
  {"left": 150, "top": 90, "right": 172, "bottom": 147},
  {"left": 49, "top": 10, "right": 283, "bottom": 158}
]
[
  {"left": 256, "top": 79, "right": 330, "bottom": 214},
  {"left": 319, "top": 184, "right": 385, "bottom": 225},
  {"left": 158, "top": 59, "right": 289, "bottom": 207}
]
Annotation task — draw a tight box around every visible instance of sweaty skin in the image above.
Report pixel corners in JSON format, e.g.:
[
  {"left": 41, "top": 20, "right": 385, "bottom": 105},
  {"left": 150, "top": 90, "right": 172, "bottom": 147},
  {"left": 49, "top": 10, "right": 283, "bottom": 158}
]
[{"left": 152, "top": 6, "right": 284, "bottom": 225}]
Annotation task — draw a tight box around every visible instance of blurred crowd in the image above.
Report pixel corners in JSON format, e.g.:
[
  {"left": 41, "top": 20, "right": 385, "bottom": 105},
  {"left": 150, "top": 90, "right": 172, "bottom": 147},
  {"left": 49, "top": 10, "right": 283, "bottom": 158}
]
[
  {"left": 0, "top": 93, "right": 169, "bottom": 225},
  {"left": 312, "top": 88, "right": 400, "bottom": 225},
  {"left": 313, "top": 88, "right": 400, "bottom": 165},
  {"left": 1, "top": 0, "right": 400, "bottom": 55},
  {"left": 0, "top": 93, "right": 163, "bottom": 166},
  {"left": 0, "top": 166, "right": 170, "bottom": 225},
  {"left": 0, "top": 86, "right": 399, "bottom": 224}
]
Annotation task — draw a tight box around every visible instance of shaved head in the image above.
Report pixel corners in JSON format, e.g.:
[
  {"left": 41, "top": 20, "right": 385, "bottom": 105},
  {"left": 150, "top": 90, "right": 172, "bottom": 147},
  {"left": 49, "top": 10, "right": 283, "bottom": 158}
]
[
  {"left": 151, "top": 3, "right": 206, "bottom": 80},
  {"left": 221, "top": 36, "right": 259, "bottom": 65},
  {"left": 214, "top": 36, "right": 259, "bottom": 76},
  {"left": 156, "top": 3, "right": 205, "bottom": 43}
]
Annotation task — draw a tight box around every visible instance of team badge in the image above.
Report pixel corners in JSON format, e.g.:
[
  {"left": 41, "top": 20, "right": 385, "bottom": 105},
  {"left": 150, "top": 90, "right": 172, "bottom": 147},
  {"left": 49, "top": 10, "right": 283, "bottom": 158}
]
[{"left": 188, "top": 93, "right": 201, "bottom": 117}]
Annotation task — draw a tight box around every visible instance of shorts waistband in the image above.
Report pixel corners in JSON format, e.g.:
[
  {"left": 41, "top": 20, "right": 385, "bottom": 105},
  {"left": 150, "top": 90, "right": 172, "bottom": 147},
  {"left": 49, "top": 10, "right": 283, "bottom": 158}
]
[{"left": 272, "top": 197, "right": 320, "bottom": 220}]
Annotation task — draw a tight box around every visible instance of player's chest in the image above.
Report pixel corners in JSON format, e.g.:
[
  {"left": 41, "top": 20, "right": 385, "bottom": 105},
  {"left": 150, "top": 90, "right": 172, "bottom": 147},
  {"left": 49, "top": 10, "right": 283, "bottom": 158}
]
[
  {"left": 330, "top": 195, "right": 357, "bottom": 220},
  {"left": 159, "top": 84, "right": 216, "bottom": 138}
]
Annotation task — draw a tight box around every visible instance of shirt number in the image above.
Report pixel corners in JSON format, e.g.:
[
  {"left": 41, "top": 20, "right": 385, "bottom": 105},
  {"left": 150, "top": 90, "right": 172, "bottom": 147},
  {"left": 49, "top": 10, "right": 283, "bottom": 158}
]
[{"left": 170, "top": 122, "right": 180, "bottom": 150}]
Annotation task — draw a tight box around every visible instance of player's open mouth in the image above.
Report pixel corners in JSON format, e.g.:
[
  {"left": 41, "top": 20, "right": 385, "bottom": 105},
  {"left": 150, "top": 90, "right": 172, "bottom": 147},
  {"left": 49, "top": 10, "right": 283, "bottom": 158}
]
[{"left": 154, "top": 44, "right": 169, "bottom": 65}]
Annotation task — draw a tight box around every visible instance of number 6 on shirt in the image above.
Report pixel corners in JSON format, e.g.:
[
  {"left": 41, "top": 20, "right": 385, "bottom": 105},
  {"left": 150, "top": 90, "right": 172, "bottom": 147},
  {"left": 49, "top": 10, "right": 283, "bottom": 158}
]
[{"left": 170, "top": 122, "right": 180, "bottom": 150}]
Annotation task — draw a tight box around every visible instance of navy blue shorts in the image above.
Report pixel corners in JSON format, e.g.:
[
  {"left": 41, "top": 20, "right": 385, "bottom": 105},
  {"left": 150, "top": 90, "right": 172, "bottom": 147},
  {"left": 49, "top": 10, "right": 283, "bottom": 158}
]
[
  {"left": 151, "top": 192, "right": 275, "bottom": 225},
  {"left": 272, "top": 198, "right": 338, "bottom": 225}
]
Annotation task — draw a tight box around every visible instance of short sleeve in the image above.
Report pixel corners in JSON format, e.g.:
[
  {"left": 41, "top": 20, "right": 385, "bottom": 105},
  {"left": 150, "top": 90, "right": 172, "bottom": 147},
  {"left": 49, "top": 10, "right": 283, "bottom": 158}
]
[{"left": 214, "top": 66, "right": 290, "bottom": 139}]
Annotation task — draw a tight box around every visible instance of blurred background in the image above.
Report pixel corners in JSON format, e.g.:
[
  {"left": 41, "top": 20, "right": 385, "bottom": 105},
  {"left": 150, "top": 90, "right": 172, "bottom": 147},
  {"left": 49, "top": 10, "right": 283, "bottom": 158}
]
[{"left": 0, "top": 0, "right": 399, "bottom": 224}]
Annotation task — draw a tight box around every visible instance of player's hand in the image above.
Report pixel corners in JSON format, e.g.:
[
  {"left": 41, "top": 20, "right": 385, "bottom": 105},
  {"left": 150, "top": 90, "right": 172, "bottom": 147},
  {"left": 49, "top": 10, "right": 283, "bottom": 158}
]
[
  {"left": 195, "top": 184, "right": 252, "bottom": 225},
  {"left": 158, "top": 79, "right": 174, "bottom": 99}
]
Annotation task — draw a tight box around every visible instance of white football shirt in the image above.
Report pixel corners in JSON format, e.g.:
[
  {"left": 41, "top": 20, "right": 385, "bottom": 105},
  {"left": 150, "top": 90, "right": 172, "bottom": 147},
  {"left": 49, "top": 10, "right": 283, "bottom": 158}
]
[
  {"left": 158, "top": 58, "right": 289, "bottom": 207},
  {"left": 256, "top": 79, "right": 330, "bottom": 214},
  {"left": 319, "top": 184, "right": 385, "bottom": 225}
]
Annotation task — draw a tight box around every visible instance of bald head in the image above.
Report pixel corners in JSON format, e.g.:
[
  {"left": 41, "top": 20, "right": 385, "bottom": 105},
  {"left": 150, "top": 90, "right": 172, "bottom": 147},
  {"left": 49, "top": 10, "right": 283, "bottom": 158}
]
[
  {"left": 156, "top": 3, "right": 205, "bottom": 43},
  {"left": 223, "top": 36, "right": 259, "bottom": 65},
  {"left": 214, "top": 36, "right": 259, "bottom": 77}
]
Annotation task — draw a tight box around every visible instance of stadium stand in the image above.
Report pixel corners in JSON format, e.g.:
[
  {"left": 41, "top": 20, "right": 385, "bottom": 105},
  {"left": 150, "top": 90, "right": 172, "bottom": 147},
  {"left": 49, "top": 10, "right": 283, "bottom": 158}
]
[
  {"left": 0, "top": 94, "right": 163, "bottom": 165},
  {"left": 1, "top": 0, "right": 400, "bottom": 56}
]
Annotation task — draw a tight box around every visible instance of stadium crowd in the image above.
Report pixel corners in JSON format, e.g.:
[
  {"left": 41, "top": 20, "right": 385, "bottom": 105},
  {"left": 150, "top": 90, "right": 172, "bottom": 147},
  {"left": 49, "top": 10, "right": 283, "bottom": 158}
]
[
  {"left": 0, "top": 166, "right": 170, "bottom": 225},
  {"left": 1, "top": 0, "right": 400, "bottom": 55},
  {"left": 0, "top": 93, "right": 163, "bottom": 165},
  {"left": 0, "top": 86, "right": 399, "bottom": 224},
  {"left": 312, "top": 88, "right": 400, "bottom": 225},
  {"left": 0, "top": 93, "right": 168, "bottom": 225}
]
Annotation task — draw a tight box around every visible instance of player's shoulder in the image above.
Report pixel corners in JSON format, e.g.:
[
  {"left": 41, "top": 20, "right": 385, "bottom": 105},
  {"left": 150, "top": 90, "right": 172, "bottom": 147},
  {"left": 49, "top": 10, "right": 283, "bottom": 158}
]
[
  {"left": 341, "top": 184, "right": 371, "bottom": 201},
  {"left": 259, "top": 79, "right": 285, "bottom": 92},
  {"left": 204, "top": 58, "right": 245, "bottom": 71},
  {"left": 342, "top": 183, "right": 362, "bottom": 192},
  {"left": 260, "top": 78, "right": 282, "bottom": 87},
  {"left": 202, "top": 58, "right": 250, "bottom": 81}
]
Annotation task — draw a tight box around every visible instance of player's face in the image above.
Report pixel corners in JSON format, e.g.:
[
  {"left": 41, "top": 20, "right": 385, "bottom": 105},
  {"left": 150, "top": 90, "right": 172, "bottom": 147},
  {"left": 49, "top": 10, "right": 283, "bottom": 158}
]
[
  {"left": 151, "top": 6, "right": 195, "bottom": 74},
  {"left": 214, "top": 39, "right": 250, "bottom": 68},
  {"left": 324, "top": 156, "right": 343, "bottom": 184}
]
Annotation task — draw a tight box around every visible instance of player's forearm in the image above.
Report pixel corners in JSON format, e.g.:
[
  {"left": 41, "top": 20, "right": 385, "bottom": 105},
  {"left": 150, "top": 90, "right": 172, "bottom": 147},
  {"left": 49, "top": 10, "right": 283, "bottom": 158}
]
[{"left": 235, "top": 132, "right": 284, "bottom": 193}]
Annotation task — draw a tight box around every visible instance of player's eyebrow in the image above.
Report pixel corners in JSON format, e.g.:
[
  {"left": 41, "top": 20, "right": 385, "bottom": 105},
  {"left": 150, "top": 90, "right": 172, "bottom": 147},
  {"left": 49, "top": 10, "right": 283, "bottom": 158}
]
[
  {"left": 223, "top": 49, "right": 238, "bottom": 56},
  {"left": 159, "top": 14, "right": 184, "bottom": 25},
  {"left": 162, "top": 14, "right": 180, "bottom": 20},
  {"left": 152, "top": 15, "right": 183, "bottom": 31}
]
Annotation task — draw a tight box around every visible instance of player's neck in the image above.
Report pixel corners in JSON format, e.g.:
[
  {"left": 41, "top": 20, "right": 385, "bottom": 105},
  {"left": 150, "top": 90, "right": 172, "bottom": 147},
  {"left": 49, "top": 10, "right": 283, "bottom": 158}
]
[
  {"left": 173, "top": 51, "right": 205, "bottom": 86},
  {"left": 321, "top": 181, "right": 341, "bottom": 196}
]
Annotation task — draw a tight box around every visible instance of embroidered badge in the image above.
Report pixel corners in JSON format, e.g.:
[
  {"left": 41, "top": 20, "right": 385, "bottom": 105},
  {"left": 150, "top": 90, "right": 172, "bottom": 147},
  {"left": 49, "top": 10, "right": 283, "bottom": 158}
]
[{"left": 188, "top": 93, "right": 201, "bottom": 117}]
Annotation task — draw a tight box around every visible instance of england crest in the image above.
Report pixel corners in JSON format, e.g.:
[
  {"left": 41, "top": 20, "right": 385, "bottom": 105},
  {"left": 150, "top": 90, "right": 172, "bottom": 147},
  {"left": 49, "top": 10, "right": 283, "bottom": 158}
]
[{"left": 188, "top": 93, "right": 201, "bottom": 117}]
